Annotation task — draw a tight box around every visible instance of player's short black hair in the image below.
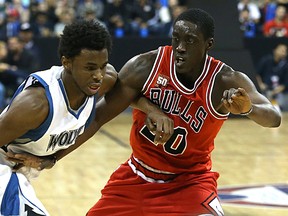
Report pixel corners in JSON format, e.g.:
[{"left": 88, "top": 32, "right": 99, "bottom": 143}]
[
  {"left": 174, "top": 8, "right": 215, "bottom": 40},
  {"left": 58, "top": 19, "right": 112, "bottom": 58}
]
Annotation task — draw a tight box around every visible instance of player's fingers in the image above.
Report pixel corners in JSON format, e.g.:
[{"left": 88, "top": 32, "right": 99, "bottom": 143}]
[
  {"left": 221, "top": 90, "right": 230, "bottom": 105},
  {"left": 154, "top": 120, "right": 164, "bottom": 144},
  {"left": 161, "top": 118, "right": 174, "bottom": 142},
  {"left": 6, "top": 151, "right": 16, "bottom": 158},
  {"left": 222, "top": 98, "right": 234, "bottom": 111},
  {"left": 222, "top": 89, "right": 233, "bottom": 102},
  {"left": 227, "top": 88, "right": 237, "bottom": 102},
  {"left": 6, "top": 157, "right": 24, "bottom": 164},
  {"left": 12, "top": 154, "right": 29, "bottom": 160},
  {"left": 7, "top": 152, "right": 31, "bottom": 161},
  {"left": 145, "top": 117, "right": 156, "bottom": 133},
  {"left": 12, "top": 163, "right": 24, "bottom": 171},
  {"left": 222, "top": 89, "right": 228, "bottom": 100},
  {"left": 223, "top": 88, "right": 239, "bottom": 104},
  {"left": 236, "top": 87, "right": 248, "bottom": 96}
]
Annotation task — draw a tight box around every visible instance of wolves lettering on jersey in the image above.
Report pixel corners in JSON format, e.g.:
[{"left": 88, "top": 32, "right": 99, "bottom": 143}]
[
  {"left": 130, "top": 46, "right": 229, "bottom": 175},
  {"left": 47, "top": 125, "right": 85, "bottom": 151}
]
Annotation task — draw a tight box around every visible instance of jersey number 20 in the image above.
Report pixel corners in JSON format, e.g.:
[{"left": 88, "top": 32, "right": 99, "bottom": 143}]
[{"left": 140, "top": 126, "right": 187, "bottom": 156}]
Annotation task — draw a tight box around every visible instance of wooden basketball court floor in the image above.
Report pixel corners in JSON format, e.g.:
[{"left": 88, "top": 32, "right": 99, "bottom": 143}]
[{"left": 32, "top": 111, "right": 288, "bottom": 216}]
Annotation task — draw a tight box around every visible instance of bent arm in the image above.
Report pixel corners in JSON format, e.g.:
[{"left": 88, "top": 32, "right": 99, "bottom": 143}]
[
  {"left": 0, "top": 87, "right": 49, "bottom": 148},
  {"left": 244, "top": 82, "right": 281, "bottom": 127},
  {"left": 217, "top": 69, "right": 281, "bottom": 127}
]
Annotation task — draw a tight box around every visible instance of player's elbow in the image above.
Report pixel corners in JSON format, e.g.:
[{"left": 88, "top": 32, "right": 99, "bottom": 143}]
[{"left": 266, "top": 112, "right": 281, "bottom": 128}]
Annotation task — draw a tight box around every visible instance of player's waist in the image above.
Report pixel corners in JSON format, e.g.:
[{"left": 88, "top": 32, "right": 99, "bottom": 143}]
[{"left": 128, "top": 155, "right": 178, "bottom": 183}]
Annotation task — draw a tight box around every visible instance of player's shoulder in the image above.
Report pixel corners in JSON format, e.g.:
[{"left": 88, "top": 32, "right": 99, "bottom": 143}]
[
  {"left": 128, "top": 49, "right": 158, "bottom": 69},
  {"left": 216, "top": 64, "right": 252, "bottom": 87},
  {"left": 21, "top": 87, "right": 49, "bottom": 112},
  {"left": 118, "top": 49, "right": 158, "bottom": 87},
  {"left": 119, "top": 49, "right": 158, "bottom": 80},
  {"left": 106, "top": 63, "right": 118, "bottom": 78},
  {"left": 5, "top": 87, "right": 49, "bottom": 129},
  {"left": 218, "top": 65, "right": 247, "bottom": 79}
]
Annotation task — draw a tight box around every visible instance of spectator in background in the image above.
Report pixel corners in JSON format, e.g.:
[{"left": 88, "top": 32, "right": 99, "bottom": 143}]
[
  {"left": 277, "top": 0, "right": 288, "bottom": 11},
  {"left": 0, "top": 39, "right": 18, "bottom": 100},
  {"left": 147, "top": 0, "right": 172, "bottom": 36},
  {"left": 6, "top": 36, "right": 39, "bottom": 75},
  {"left": 18, "top": 22, "right": 40, "bottom": 61},
  {"left": 238, "top": 0, "right": 262, "bottom": 24},
  {"left": 54, "top": 7, "right": 75, "bottom": 36},
  {"left": 76, "top": 0, "right": 104, "bottom": 21},
  {"left": 8, "top": 0, "right": 30, "bottom": 23},
  {"left": 104, "top": 0, "right": 130, "bottom": 38},
  {"left": 0, "top": 1, "right": 5, "bottom": 27},
  {"left": 263, "top": 5, "right": 288, "bottom": 37},
  {"left": 128, "top": 0, "right": 155, "bottom": 37},
  {"left": 0, "top": 41, "right": 8, "bottom": 110},
  {"left": 0, "top": 41, "right": 13, "bottom": 73},
  {"left": 29, "top": 0, "right": 58, "bottom": 34},
  {"left": 259, "top": 0, "right": 277, "bottom": 23},
  {"left": 0, "top": 36, "right": 40, "bottom": 96},
  {"left": 256, "top": 43, "right": 288, "bottom": 111},
  {"left": 82, "top": 8, "right": 106, "bottom": 27},
  {"left": 239, "top": 7, "right": 257, "bottom": 37},
  {"left": 0, "top": 8, "right": 21, "bottom": 41},
  {"left": 31, "top": 11, "right": 54, "bottom": 37}
]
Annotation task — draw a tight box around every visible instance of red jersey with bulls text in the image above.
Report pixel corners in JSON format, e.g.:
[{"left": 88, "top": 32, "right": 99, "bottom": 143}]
[{"left": 130, "top": 46, "right": 229, "bottom": 174}]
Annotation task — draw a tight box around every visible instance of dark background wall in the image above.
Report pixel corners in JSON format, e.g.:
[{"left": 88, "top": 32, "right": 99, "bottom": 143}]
[
  {"left": 187, "top": 0, "right": 244, "bottom": 50},
  {"left": 35, "top": 37, "right": 285, "bottom": 88}
]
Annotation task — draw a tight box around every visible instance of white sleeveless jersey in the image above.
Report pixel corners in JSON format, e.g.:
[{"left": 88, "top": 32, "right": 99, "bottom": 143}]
[
  {"left": 0, "top": 66, "right": 97, "bottom": 216},
  {"left": 3, "top": 66, "right": 97, "bottom": 157}
]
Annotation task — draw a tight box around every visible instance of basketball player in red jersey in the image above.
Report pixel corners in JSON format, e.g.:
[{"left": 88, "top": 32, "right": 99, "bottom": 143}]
[{"left": 11, "top": 8, "right": 281, "bottom": 216}]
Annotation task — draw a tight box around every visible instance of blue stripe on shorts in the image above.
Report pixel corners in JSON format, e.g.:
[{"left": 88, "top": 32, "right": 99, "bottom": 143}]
[{"left": 1, "top": 173, "right": 20, "bottom": 215}]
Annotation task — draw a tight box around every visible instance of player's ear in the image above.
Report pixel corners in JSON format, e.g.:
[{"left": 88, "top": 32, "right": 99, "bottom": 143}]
[
  {"left": 61, "top": 56, "right": 71, "bottom": 71},
  {"left": 206, "top": 38, "right": 214, "bottom": 50}
]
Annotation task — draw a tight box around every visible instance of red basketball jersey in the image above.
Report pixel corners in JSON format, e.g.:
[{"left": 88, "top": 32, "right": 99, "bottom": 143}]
[{"left": 130, "top": 46, "right": 229, "bottom": 176}]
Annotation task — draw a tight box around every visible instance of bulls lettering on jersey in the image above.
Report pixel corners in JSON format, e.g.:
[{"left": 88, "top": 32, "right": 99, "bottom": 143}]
[{"left": 130, "top": 46, "right": 229, "bottom": 175}]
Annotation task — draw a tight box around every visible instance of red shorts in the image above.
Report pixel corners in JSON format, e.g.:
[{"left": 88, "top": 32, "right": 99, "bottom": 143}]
[{"left": 87, "top": 160, "right": 224, "bottom": 216}]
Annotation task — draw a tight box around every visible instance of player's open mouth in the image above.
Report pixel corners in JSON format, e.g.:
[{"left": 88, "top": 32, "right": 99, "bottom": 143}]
[
  {"left": 89, "top": 83, "right": 101, "bottom": 93},
  {"left": 175, "top": 56, "right": 185, "bottom": 66}
]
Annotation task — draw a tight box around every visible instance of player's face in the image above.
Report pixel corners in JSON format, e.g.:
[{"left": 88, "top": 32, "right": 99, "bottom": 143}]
[
  {"left": 172, "top": 20, "right": 211, "bottom": 75},
  {"left": 70, "top": 48, "right": 108, "bottom": 96}
]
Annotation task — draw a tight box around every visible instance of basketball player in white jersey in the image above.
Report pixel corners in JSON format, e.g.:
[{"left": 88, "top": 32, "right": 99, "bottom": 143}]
[{"left": 0, "top": 19, "right": 172, "bottom": 216}]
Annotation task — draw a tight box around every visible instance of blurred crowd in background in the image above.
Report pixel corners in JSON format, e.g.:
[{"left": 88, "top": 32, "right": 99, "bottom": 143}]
[
  {"left": 0, "top": 0, "right": 287, "bottom": 112},
  {"left": 238, "top": 0, "right": 288, "bottom": 38},
  {"left": 0, "top": 0, "right": 287, "bottom": 40},
  {"left": 238, "top": 0, "right": 288, "bottom": 112},
  {"left": 0, "top": 0, "right": 188, "bottom": 40}
]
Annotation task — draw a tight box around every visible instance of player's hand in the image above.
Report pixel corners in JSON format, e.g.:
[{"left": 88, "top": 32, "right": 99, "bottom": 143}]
[
  {"left": 145, "top": 111, "right": 174, "bottom": 144},
  {"left": 6, "top": 152, "right": 56, "bottom": 171},
  {"left": 221, "top": 87, "right": 252, "bottom": 115}
]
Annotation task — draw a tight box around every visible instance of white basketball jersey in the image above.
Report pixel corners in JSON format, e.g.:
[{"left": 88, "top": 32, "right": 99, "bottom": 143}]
[{"left": 3, "top": 66, "right": 97, "bottom": 157}]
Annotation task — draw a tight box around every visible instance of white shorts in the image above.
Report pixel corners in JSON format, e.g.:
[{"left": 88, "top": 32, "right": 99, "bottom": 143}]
[{"left": 0, "top": 164, "right": 49, "bottom": 216}]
